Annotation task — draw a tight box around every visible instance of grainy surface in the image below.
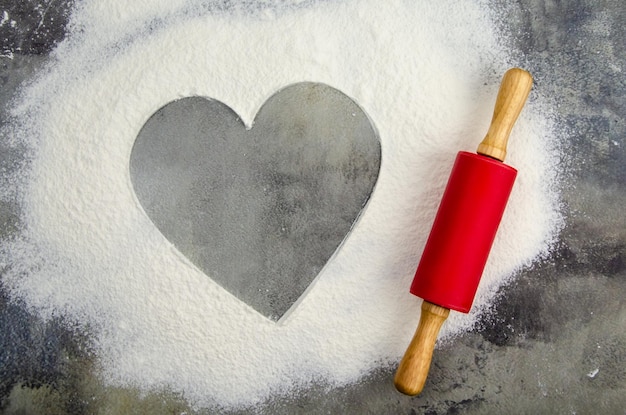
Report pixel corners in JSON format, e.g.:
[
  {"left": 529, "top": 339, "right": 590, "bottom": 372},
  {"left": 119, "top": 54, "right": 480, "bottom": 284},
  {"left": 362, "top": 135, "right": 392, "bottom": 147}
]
[
  {"left": 1, "top": 0, "right": 624, "bottom": 413},
  {"left": 129, "top": 85, "right": 380, "bottom": 321}
]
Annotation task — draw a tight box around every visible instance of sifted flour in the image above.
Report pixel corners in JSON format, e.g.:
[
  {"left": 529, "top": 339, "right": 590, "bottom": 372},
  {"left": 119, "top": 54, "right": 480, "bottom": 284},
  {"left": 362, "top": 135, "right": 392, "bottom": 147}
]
[{"left": 1, "top": 0, "right": 562, "bottom": 410}]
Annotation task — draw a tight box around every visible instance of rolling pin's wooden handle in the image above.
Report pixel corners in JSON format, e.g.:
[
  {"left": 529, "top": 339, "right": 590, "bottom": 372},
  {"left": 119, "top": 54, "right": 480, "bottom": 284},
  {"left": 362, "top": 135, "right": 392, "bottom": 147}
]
[
  {"left": 477, "top": 68, "right": 533, "bottom": 162},
  {"left": 394, "top": 301, "right": 450, "bottom": 396}
]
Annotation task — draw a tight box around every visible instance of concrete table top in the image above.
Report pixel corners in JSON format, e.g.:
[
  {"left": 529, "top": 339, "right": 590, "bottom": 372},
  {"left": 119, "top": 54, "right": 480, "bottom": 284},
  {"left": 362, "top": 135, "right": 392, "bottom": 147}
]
[{"left": 1, "top": 0, "right": 624, "bottom": 413}]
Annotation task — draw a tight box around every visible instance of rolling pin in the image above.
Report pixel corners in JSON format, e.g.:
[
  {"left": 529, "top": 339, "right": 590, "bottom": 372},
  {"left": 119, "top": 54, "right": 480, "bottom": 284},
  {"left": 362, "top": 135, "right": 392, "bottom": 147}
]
[{"left": 394, "top": 68, "right": 534, "bottom": 396}]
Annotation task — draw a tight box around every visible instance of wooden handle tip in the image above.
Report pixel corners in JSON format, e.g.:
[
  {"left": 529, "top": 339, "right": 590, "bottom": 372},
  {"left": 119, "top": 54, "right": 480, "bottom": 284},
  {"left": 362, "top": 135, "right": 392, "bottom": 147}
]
[
  {"left": 477, "top": 67, "right": 533, "bottom": 162},
  {"left": 394, "top": 301, "right": 450, "bottom": 396}
]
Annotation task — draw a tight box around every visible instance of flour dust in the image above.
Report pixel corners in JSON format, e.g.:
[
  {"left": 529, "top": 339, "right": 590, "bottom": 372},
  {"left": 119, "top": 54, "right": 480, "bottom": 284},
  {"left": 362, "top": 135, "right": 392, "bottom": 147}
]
[{"left": 0, "top": 0, "right": 562, "bottom": 409}]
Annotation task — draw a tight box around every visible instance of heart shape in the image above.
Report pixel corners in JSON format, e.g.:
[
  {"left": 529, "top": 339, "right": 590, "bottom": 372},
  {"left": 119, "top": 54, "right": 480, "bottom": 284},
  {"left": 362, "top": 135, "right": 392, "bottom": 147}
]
[{"left": 130, "top": 82, "right": 380, "bottom": 321}]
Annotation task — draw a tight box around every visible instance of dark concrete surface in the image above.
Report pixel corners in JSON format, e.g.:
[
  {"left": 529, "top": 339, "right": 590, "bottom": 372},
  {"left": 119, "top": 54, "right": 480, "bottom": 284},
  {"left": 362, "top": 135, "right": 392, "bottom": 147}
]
[
  {"left": 1, "top": 0, "right": 625, "bottom": 414},
  {"left": 130, "top": 85, "right": 380, "bottom": 321}
]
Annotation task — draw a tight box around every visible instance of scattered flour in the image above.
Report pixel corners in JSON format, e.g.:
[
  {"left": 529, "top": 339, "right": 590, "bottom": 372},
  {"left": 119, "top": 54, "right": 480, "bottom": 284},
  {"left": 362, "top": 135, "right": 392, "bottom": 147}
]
[{"left": 1, "top": 0, "right": 562, "bottom": 410}]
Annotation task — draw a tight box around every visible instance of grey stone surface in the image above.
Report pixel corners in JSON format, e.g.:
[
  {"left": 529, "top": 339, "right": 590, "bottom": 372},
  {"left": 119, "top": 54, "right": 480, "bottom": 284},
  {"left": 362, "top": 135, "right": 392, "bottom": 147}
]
[
  {"left": 130, "top": 84, "right": 380, "bottom": 320},
  {"left": 0, "top": 0, "right": 74, "bottom": 55},
  {"left": 0, "top": 0, "right": 625, "bottom": 413}
]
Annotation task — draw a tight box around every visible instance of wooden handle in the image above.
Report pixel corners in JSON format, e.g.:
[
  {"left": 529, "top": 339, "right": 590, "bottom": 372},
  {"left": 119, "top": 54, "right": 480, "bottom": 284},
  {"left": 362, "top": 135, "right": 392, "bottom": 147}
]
[
  {"left": 476, "top": 68, "right": 533, "bottom": 162},
  {"left": 394, "top": 301, "right": 450, "bottom": 396}
]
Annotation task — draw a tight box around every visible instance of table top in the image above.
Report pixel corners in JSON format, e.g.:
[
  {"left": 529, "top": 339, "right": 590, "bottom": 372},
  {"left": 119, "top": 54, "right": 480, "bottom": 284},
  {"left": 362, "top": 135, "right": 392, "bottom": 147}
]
[{"left": 1, "top": 1, "right": 624, "bottom": 413}]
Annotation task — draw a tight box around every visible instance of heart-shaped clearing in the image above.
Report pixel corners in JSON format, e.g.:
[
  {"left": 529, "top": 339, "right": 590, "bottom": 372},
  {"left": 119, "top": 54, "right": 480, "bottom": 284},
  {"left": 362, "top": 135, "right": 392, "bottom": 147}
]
[{"left": 130, "top": 82, "right": 380, "bottom": 321}]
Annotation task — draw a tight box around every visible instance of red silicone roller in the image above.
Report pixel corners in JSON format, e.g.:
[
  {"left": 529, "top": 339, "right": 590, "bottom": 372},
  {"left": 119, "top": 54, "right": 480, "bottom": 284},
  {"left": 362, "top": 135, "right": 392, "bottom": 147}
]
[
  {"left": 410, "top": 151, "right": 517, "bottom": 313},
  {"left": 394, "top": 68, "right": 534, "bottom": 396}
]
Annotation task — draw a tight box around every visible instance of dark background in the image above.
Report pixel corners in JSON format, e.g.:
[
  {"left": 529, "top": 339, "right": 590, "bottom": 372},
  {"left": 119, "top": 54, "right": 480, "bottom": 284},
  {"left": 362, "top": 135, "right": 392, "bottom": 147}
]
[{"left": 1, "top": 0, "right": 624, "bottom": 413}]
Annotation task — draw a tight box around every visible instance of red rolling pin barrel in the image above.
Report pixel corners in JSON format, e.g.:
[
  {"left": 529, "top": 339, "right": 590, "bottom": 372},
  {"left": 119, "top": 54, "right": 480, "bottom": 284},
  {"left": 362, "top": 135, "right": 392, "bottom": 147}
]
[{"left": 410, "top": 151, "right": 517, "bottom": 313}]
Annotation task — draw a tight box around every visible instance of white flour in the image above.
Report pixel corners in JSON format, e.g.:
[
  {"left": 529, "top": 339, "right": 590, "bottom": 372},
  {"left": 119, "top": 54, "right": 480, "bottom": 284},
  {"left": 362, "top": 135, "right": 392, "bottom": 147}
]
[{"left": 1, "top": 0, "right": 562, "bottom": 410}]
